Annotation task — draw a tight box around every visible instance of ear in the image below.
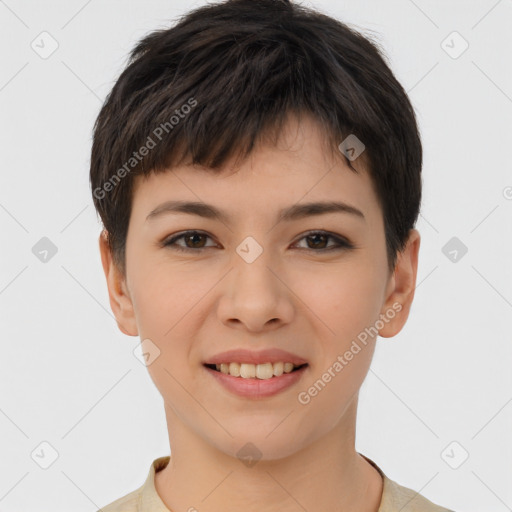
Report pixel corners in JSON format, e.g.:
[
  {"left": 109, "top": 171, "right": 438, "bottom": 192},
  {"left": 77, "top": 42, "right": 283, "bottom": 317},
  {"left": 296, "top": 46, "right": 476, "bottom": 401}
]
[
  {"left": 378, "top": 228, "right": 420, "bottom": 338},
  {"left": 98, "top": 230, "right": 138, "bottom": 336}
]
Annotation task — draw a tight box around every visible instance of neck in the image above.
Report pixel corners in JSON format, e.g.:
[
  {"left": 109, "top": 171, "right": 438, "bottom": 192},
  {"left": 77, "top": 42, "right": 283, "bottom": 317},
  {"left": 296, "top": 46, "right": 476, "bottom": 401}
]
[{"left": 154, "top": 399, "right": 383, "bottom": 512}]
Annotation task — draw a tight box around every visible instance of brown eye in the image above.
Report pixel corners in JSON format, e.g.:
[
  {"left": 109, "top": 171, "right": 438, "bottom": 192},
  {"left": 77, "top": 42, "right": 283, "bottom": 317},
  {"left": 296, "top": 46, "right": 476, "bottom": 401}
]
[
  {"left": 182, "top": 233, "right": 208, "bottom": 248},
  {"left": 294, "top": 231, "right": 353, "bottom": 252},
  {"left": 305, "top": 233, "right": 329, "bottom": 249},
  {"left": 162, "top": 230, "right": 353, "bottom": 254},
  {"left": 163, "top": 231, "right": 216, "bottom": 252}
]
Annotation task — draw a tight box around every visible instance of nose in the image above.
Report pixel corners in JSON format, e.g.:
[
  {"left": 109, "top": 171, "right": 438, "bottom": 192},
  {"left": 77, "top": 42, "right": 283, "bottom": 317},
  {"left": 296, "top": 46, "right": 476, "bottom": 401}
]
[{"left": 216, "top": 248, "right": 295, "bottom": 333}]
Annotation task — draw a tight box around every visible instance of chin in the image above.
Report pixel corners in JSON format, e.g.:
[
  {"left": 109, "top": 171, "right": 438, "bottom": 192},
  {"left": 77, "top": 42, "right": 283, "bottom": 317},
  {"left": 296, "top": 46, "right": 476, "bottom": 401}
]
[{"left": 206, "top": 429, "right": 308, "bottom": 464}]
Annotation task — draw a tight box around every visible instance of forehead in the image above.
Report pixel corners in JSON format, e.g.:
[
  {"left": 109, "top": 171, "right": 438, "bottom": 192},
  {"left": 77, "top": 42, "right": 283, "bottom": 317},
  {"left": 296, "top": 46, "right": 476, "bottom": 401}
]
[{"left": 131, "top": 115, "right": 380, "bottom": 226}]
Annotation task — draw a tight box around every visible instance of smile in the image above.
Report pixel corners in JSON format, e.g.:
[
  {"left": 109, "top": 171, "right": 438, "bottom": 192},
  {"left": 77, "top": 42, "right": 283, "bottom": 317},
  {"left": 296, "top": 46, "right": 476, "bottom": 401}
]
[{"left": 203, "top": 362, "right": 309, "bottom": 399}]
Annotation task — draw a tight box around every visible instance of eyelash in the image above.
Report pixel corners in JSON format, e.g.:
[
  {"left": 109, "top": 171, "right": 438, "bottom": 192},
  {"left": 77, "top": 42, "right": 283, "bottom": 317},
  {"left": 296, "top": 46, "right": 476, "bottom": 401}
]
[{"left": 162, "top": 230, "right": 354, "bottom": 253}]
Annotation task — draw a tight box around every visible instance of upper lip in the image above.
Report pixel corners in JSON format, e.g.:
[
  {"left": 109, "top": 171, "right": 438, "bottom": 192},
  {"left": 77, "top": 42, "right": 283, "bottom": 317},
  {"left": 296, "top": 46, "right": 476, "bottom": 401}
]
[{"left": 204, "top": 348, "right": 308, "bottom": 366}]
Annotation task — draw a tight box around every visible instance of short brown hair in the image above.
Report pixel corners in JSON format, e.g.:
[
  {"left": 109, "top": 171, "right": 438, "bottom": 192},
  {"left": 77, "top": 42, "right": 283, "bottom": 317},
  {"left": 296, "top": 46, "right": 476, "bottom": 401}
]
[{"left": 90, "top": 0, "right": 422, "bottom": 276}]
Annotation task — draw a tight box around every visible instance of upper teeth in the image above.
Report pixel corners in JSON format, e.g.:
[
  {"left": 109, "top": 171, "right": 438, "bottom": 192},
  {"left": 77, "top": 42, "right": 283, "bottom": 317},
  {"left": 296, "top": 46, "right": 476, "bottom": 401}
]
[{"left": 214, "top": 362, "right": 298, "bottom": 379}]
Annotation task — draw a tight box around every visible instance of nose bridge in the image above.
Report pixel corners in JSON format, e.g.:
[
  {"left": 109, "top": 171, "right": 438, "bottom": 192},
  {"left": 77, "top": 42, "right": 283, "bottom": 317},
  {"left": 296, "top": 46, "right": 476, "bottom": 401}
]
[
  {"left": 233, "top": 237, "right": 280, "bottom": 301},
  {"left": 217, "top": 236, "right": 293, "bottom": 329}
]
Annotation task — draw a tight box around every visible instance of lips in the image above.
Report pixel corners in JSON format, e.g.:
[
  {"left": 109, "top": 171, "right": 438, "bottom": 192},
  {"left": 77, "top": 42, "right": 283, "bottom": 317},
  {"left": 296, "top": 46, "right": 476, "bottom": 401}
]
[
  {"left": 203, "top": 348, "right": 308, "bottom": 366},
  {"left": 202, "top": 348, "right": 309, "bottom": 397},
  {"left": 203, "top": 362, "right": 308, "bottom": 398}
]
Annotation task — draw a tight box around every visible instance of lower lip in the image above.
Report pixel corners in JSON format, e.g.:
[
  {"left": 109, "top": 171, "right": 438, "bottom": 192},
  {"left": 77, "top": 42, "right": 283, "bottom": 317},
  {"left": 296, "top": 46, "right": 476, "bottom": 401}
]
[{"left": 204, "top": 365, "right": 308, "bottom": 398}]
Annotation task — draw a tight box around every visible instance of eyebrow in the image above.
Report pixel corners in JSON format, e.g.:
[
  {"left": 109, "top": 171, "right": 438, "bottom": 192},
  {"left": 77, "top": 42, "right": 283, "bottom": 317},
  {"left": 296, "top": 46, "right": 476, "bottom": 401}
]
[{"left": 146, "top": 200, "right": 365, "bottom": 223}]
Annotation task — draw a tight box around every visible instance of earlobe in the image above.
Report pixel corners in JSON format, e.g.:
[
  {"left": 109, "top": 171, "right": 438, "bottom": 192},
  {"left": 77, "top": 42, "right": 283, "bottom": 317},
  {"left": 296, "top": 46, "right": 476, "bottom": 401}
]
[
  {"left": 98, "top": 230, "right": 139, "bottom": 337},
  {"left": 378, "top": 229, "right": 421, "bottom": 338}
]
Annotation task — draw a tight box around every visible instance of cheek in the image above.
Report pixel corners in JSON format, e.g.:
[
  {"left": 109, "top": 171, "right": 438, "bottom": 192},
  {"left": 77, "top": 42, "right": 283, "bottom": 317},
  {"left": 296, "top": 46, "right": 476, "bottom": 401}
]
[
  {"left": 291, "top": 259, "right": 384, "bottom": 342},
  {"left": 294, "top": 265, "right": 381, "bottom": 424},
  {"left": 130, "top": 267, "right": 202, "bottom": 404},
  {"left": 128, "top": 260, "right": 219, "bottom": 383},
  {"left": 130, "top": 258, "right": 203, "bottom": 336}
]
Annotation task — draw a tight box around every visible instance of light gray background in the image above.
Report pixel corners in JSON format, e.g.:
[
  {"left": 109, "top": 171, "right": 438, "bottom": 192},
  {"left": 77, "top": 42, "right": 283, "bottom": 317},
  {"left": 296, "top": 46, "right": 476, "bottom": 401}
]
[{"left": 1, "top": 1, "right": 511, "bottom": 511}]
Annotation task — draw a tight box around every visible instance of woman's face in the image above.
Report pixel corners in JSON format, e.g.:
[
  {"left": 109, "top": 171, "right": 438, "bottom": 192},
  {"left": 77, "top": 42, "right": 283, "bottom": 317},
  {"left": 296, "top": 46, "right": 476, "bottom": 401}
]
[{"left": 102, "top": 115, "right": 418, "bottom": 460}]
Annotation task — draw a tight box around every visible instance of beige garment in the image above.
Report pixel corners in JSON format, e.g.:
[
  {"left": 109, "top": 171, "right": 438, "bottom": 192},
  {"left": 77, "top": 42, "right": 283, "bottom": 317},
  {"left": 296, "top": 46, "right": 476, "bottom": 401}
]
[{"left": 97, "top": 454, "right": 454, "bottom": 512}]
